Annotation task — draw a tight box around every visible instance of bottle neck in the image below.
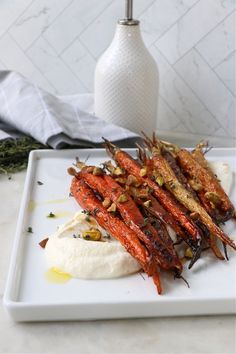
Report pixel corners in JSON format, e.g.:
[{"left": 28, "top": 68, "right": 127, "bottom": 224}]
[{"left": 111, "top": 23, "right": 145, "bottom": 50}]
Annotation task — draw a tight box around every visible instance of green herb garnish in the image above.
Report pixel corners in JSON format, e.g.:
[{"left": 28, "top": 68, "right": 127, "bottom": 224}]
[
  {"left": 0, "top": 137, "right": 48, "bottom": 176},
  {"left": 144, "top": 229, "right": 152, "bottom": 237},
  {"left": 93, "top": 207, "right": 99, "bottom": 216},
  {"left": 47, "top": 212, "right": 55, "bottom": 218},
  {"left": 81, "top": 209, "right": 91, "bottom": 215},
  {"left": 142, "top": 217, "right": 148, "bottom": 228},
  {"left": 27, "top": 227, "right": 33, "bottom": 233}
]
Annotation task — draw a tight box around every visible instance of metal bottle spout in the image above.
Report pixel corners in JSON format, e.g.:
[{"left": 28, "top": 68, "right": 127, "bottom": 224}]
[
  {"left": 126, "top": 0, "right": 133, "bottom": 20},
  {"left": 118, "top": 0, "right": 139, "bottom": 26}
]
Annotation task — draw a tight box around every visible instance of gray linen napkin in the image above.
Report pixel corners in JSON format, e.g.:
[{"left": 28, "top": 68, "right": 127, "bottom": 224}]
[{"left": 0, "top": 71, "right": 139, "bottom": 148}]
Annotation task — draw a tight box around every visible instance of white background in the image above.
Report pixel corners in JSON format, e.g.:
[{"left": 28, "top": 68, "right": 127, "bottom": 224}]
[{"left": 0, "top": 0, "right": 235, "bottom": 142}]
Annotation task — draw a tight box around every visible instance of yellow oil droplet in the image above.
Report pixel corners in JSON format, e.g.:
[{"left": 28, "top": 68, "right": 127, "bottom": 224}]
[
  {"left": 45, "top": 267, "right": 72, "bottom": 283},
  {"left": 45, "top": 198, "right": 69, "bottom": 205},
  {"left": 28, "top": 199, "right": 37, "bottom": 212},
  {"left": 28, "top": 198, "right": 69, "bottom": 213},
  {"left": 54, "top": 211, "right": 74, "bottom": 218}
]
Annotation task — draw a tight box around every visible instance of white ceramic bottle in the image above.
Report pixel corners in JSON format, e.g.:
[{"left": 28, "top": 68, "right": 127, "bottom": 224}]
[{"left": 94, "top": 0, "right": 159, "bottom": 135}]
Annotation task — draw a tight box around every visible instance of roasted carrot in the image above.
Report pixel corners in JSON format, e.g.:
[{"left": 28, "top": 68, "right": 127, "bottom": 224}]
[
  {"left": 76, "top": 168, "right": 182, "bottom": 272},
  {"left": 71, "top": 177, "right": 163, "bottom": 293},
  {"left": 104, "top": 143, "right": 202, "bottom": 244}
]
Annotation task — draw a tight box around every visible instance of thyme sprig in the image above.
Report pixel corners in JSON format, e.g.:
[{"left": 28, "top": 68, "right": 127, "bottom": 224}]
[{"left": 0, "top": 137, "right": 48, "bottom": 176}]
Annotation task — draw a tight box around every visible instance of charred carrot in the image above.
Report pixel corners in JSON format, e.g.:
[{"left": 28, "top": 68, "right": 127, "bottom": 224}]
[
  {"left": 76, "top": 168, "right": 182, "bottom": 272},
  {"left": 71, "top": 177, "right": 162, "bottom": 293}
]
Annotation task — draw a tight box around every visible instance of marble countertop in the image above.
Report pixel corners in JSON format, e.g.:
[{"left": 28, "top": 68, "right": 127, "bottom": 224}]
[{"left": 0, "top": 171, "right": 235, "bottom": 354}]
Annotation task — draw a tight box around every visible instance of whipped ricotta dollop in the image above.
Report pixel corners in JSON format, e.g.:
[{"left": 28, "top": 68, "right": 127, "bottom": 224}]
[{"left": 45, "top": 212, "right": 141, "bottom": 279}]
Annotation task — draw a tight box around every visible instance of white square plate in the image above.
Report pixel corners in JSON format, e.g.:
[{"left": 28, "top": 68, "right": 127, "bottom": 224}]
[{"left": 3, "top": 148, "right": 236, "bottom": 321}]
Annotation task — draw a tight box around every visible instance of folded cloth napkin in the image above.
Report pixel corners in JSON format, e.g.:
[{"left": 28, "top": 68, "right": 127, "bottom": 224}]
[{"left": 0, "top": 71, "right": 139, "bottom": 148}]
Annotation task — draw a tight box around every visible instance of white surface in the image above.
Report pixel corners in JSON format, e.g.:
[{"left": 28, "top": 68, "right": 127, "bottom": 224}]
[
  {"left": 1, "top": 168, "right": 236, "bottom": 353},
  {"left": 3, "top": 148, "right": 236, "bottom": 322},
  {"left": 174, "top": 49, "right": 235, "bottom": 136},
  {"left": 0, "top": 0, "right": 235, "bottom": 140},
  {"left": 155, "top": 0, "right": 235, "bottom": 65},
  {"left": 94, "top": 24, "right": 158, "bottom": 135}
]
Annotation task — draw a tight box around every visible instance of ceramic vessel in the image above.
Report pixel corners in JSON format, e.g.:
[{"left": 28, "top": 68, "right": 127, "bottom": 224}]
[{"left": 94, "top": 2, "right": 159, "bottom": 135}]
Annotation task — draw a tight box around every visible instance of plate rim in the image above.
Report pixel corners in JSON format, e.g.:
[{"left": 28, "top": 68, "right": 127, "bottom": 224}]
[{"left": 3, "top": 147, "right": 236, "bottom": 321}]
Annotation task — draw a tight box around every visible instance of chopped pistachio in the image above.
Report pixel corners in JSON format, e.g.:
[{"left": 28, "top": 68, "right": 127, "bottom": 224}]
[
  {"left": 114, "top": 166, "right": 123, "bottom": 176},
  {"left": 127, "top": 174, "right": 138, "bottom": 186},
  {"left": 155, "top": 175, "right": 164, "bottom": 187},
  {"left": 180, "top": 257, "right": 188, "bottom": 265},
  {"left": 117, "top": 194, "right": 128, "bottom": 203},
  {"left": 140, "top": 167, "right": 147, "bottom": 177},
  {"left": 82, "top": 228, "right": 101, "bottom": 241},
  {"left": 185, "top": 247, "right": 193, "bottom": 259},
  {"left": 115, "top": 177, "right": 126, "bottom": 185},
  {"left": 102, "top": 197, "right": 112, "bottom": 208},
  {"left": 143, "top": 200, "right": 152, "bottom": 208},
  {"left": 107, "top": 203, "right": 117, "bottom": 212},
  {"left": 93, "top": 167, "right": 103, "bottom": 176}
]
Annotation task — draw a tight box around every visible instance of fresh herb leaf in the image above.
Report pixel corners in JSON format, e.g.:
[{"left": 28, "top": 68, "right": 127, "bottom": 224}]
[
  {"left": 142, "top": 217, "right": 148, "bottom": 228},
  {"left": 144, "top": 229, "right": 152, "bottom": 237},
  {"left": 81, "top": 209, "right": 91, "bottom": 215},
  {"left": 0, "top": 137, "right": 48, "bottom": 175},
  {"left": 47, "top": 212, "right": 55, "bottom": 218},
  {"left": 27, "top": 227, "right": 33, "bottom": 233},
  {"left": 93, "top": 207, "right": 100, "bottom": 216}
]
